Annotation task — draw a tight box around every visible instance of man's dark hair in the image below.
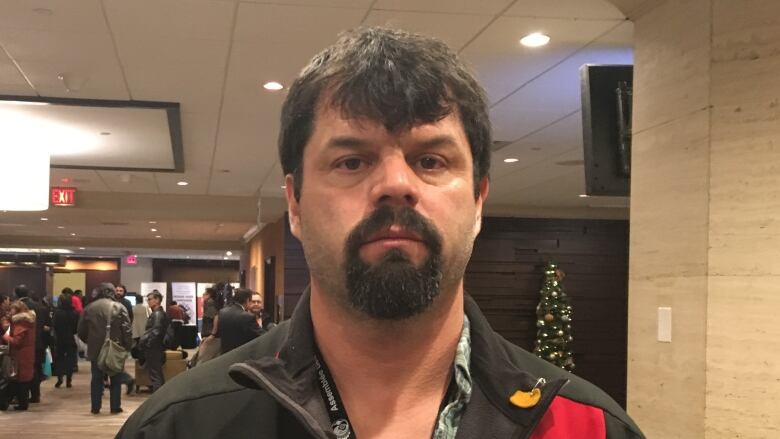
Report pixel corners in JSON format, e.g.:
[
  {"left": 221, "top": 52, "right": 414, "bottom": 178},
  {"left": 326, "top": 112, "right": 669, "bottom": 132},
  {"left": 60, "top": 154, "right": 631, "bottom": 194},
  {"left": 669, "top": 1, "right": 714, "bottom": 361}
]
[
  {"left": 146, "top": 291, "right": 163, "bottom": 302},
  {"left": 279, "top": 27, "right": 491, "bottom": 201},
  {"left": 14, "top": 284, "right": 30, "bottom": 298},
  {"left": 233, "top": 288, "right": 253, "bottom": 306},
  {"left": 61, "top": 287, "right": 74, "bottom": 296},
  {"left": 94, "top": 282, "right": 116, "bottom": 300},
  {"left": 171, "top": 301, "right": 177, "bottom": 306},
  {"left": 74, "top": 289, "right": 83, "bottom": 296}
]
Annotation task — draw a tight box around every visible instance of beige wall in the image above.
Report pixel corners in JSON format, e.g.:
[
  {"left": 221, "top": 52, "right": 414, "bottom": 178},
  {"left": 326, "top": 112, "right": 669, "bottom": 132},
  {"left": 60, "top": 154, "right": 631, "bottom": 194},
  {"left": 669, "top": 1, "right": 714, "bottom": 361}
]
[
  {"left": 628, "top": 1, "right": 780, "bottom": 438},
  {"left": 245, "top": 216, "right": 286, "bottom": 309}
]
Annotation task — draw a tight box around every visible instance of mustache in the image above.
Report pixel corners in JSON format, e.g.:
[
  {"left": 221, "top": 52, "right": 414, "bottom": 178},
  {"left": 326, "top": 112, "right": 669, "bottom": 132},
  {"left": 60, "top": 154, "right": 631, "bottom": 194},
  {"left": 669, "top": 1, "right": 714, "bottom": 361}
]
[{"left": 345, "top": 205, "right": 443, "bottom": 256}]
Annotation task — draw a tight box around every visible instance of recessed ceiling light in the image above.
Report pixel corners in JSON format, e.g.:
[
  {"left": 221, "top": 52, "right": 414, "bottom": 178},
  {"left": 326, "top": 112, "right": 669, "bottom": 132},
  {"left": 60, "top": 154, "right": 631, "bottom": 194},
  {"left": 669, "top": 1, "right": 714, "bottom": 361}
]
[
  {"left": 177, "top": 181, "right": 189, "bottom": 186},
  {"left": 70, "top": 232, "right": 76, "bottom": 236},
  {"left": 503, "top": 158, "right": 519, "bottom": 163},
  {"left": 155, "top": 235, "right": 162, "bottom": 238},
  {"left": 223, "top": 256, "right": 229, "bottom": 260},
  {"left": 281, "top": 185, "right": 286, "bottom": 189},
  {"left": 226, "top": 251, "right": 233, "bottom": 256},
  {"left": 263, "top": 81, "right": 284, "bottom": 91},
  {"left": 579, "top": 194, "right": 589, "bottom": 198},
  {"left": 148, "top": 220, "right": 157, "bottom": 224},
  {"left": 57, "top": 226, "right": 65, "bottom": 229},
  {"left": 150, "top": 228, "right": 158, "bottom": 232},
  {"left": 78, "top": 247, "right": 85, "bottom": 250},
  {"left": 520, "top": 32, "right": 550, "bottom": 48},
  {"left": 40, "top": 217, "right": 48, "bottom": 221}
]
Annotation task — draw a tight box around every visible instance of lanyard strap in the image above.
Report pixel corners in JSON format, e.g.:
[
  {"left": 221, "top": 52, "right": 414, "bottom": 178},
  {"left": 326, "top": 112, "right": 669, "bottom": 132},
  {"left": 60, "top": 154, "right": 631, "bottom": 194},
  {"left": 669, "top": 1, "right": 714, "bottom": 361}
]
[{"left": 314, "top": 349, "right": 356, "bottom": 439}]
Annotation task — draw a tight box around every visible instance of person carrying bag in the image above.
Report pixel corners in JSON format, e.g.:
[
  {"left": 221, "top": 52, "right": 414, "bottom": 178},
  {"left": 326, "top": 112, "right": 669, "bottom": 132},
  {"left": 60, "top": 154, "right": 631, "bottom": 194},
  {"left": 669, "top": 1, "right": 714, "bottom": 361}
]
[{"left": 97, "top": 303, "right": 129, "bottom": 376}]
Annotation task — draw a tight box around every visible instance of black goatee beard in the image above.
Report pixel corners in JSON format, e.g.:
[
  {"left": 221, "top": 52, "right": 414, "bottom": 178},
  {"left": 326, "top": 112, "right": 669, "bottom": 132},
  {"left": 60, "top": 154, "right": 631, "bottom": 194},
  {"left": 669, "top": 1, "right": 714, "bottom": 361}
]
[{"left": 344, "top": 205, "right": 443, "bottom": 320}]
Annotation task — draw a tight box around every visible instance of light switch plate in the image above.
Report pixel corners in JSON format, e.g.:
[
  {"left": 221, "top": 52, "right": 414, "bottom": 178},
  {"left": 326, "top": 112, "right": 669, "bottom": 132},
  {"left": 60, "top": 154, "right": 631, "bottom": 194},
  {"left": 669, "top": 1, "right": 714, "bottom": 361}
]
[{"left": 657, "top": 307, "right": 672, "bottom": 342}]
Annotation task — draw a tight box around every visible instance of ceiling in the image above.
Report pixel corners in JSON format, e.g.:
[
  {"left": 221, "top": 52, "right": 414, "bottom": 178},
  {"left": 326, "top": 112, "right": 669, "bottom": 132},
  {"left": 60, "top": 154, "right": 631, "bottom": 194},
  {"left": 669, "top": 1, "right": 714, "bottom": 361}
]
[{"left": 0, "top": 0, "right": 634, "bottom": 255}]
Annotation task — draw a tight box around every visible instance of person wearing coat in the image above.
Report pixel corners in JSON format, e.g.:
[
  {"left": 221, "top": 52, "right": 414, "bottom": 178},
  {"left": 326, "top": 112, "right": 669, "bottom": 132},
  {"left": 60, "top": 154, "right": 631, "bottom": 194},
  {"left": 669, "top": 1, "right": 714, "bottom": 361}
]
[
  {"left": 138, "top": 291, "right": 169, "bottom": 393},
  {"left": 77, "top": 283, "right": 132, "bottom": 415},
  {"left": 214, "top": 288, "right": 264, "bottom": 355},
  {"left": 52, "top": 294, "right": 79, "bottom": 388},
  {"left": 2, "top": 300, "right": 36, "bottom": 411},
  {"left": 14, "top": 285, "right": 50, "bottom": 404},
  {"left": 200, "top": 288, "right": 219, "bottom": 337}
]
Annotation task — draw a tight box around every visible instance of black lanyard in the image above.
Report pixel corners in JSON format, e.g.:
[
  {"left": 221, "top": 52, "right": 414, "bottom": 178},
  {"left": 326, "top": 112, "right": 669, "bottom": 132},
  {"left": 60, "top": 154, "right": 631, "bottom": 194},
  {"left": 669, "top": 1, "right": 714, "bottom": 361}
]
[
  {"left": 314, "top": 348, "right": 356, "bottom": 439},
  {"left": 313, "top": 349, "right": 456, "bottom": 439}
]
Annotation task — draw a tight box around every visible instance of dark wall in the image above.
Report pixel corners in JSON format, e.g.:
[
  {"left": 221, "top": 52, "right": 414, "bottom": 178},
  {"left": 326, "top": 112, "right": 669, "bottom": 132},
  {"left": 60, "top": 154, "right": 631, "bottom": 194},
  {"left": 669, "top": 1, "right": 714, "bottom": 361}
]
[
  {"left": 282, "top": 217, "right": 629, "bottom": 407},
  {"left": 467, "top": 217, "right": 629, "bottom": 407},
  {"left": 0, "top": 266, "right": 48, "bottom": 298}
]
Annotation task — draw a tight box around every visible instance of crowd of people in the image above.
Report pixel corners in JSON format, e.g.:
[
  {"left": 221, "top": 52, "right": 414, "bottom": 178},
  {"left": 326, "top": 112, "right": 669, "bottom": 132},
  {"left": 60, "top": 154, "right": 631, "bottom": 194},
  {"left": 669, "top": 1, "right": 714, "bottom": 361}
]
[{"left": 0, "top": 281, "right": 273, "bottom": 414}]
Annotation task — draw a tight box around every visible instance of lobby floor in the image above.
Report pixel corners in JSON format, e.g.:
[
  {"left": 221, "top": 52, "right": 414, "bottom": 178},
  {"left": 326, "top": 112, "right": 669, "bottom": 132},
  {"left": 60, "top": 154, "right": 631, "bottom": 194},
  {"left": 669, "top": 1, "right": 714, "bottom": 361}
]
[{"left": 1, "top": 359, "right": 149, "bottom": 438}]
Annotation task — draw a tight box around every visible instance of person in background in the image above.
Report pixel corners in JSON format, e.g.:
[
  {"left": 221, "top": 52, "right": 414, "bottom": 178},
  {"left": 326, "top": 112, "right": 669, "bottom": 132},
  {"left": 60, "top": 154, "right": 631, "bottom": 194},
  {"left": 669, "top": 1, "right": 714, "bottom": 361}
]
[
  {"left": 0, "top": 293, "right": 10, "bottom": 321},
  {"left": 112, "top": 285, "right": 136, "bottom": 395},
  {"left": 52, "top": 293, "right": 79, "bottom": 388},
  {"left": 200, "top": 288, "right": 219, "bottom": 337},
  {"left": 214, "top": 288, "right": 264, "bottom": 354},
  {"left": 115, "top": 285, "right": 134, "bottom": 324},
  {"left": 77, "top": 283, "right": 132, "bottom": 415},
  {"left": 0, "top": 311, "right": 10, "bottom": 411},
  {"left": 14, "top": 285, "right": 49, "bottom": 404},
  {"left": 166, "top": 301, "right": 185, "bottom": 321},
  {"left": 139, "top": 291, "right": 168, "bottom": 393},
  {"left": 247, "top": 292, "right": 263, "bottom": 328},
  {"left": 2, "top": 301, "right": 36, "bottom": 411},
  {"left": 71, "top": 289, "right": 84, "bottom": 314}
]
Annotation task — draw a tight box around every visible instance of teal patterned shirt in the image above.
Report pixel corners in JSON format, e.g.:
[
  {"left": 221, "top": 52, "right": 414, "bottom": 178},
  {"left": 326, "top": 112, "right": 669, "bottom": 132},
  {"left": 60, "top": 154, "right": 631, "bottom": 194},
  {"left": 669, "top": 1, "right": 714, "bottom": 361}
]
[{"left": 433, "top": 314, "right": 472, "bottom": 439}]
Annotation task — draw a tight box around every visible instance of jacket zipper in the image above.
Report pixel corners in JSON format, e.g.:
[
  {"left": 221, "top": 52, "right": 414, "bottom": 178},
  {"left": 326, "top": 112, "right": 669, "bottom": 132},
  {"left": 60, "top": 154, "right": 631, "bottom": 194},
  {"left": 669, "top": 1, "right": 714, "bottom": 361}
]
[
  {"left": 516, "top": 378, "right": 570, "bottom": 439},
  {"left": 231, "top": 363, "right": 330, "bottom": 439}
]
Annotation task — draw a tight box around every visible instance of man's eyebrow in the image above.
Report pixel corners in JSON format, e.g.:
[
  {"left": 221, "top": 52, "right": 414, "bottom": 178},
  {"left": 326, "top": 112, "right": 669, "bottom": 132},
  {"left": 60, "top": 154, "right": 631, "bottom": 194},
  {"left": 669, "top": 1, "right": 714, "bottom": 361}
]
[
  {"left": 415, "top": 134, "right": 459, "bottom": 149},
  {"left": 325, "top": 135, "right": 373, "bottom": 150}
]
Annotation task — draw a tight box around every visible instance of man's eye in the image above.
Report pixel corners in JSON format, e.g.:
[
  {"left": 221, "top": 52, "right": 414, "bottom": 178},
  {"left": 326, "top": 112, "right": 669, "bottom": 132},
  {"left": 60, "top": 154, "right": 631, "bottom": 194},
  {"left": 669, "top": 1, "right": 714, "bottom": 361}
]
[
  {"left": 337, "top": 158, "right": 365, "bottom": 171},
  {"left": 418, "top": 156, "right": 444, "bottom": 170}
]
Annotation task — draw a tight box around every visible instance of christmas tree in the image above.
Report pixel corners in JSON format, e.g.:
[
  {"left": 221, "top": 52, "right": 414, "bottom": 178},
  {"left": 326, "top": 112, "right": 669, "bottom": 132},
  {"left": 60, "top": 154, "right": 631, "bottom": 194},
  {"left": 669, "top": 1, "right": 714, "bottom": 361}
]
[{"left": 533, "top": 262, "right": 575, "bottom": 371}]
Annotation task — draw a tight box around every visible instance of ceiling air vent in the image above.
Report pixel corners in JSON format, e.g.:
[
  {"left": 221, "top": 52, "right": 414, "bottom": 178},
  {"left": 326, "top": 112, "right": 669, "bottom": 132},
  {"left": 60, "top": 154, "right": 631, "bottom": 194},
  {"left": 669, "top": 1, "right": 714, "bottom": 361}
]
[{"left": 100, "top": 221, "right": 130, "bottom": 226}]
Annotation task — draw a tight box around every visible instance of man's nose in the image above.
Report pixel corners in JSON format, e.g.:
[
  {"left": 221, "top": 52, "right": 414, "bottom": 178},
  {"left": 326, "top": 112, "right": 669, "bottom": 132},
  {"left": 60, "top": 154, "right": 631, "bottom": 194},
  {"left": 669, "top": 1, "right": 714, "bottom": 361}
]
[{"left": 369, "top": 154, "right": 420, "bottom": 208}]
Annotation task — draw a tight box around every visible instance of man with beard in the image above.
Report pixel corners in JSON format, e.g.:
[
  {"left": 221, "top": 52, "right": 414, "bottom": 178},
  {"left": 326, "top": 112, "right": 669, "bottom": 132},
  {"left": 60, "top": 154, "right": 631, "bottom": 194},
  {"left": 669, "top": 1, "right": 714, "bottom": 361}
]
[{"left": 118, "top": 27, "right": 644, "bottom": 439}]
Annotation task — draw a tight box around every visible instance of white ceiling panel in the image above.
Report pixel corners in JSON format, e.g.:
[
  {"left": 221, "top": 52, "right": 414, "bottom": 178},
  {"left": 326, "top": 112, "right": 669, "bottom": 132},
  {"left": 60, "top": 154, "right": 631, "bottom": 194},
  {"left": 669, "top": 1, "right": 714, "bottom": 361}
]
[
  {"left": 489, "top": 21, "right": 632, "bottom": 141},
  {"left": 0, "top": 53, "right": 33, "bottom": 95},
  {"left": 98, "top": 171, "right": 159, "bottom": 194},
  {"left": 241, "top": 0, "right": 373, "bottom": 8},
  {"left": 233, "top": 3, "right": 364, "bottom": 47},
  {"left": 179, "top": 111, "right": 219, "bottom": 173},
  {"left": 460, "top": 16, "right": 622, "bottom": 105},
  {"left": 0, "top": 0, "right": 107, "bottom": 33},
  {"left": 373, "top": 0, "right": 513, "bottom": 16},
  {"left": 259, "top": 162, "right": 286, "bottom": 197},
  {"left": 104, "top": 0, "right": 235, "bottom": 40},
  {"left": 207, "top": 170, "right": 270, "bottom": 196},
  {"left": 489, "top": 147, "right": 582, "bottom": 203},
  {"left": 49, "top": 168, "right": 109, "bottom": 191},
  {"left": 490, "top": 110, "right": 583, "bottom": 180},
  {"left": 0, "top": 28, "right": 128, "bottom": 99},
  {"left": 155, "top": 171, "right": 209, "bottom": 195},
  {"left": 211, "top": 108, "right": 279, "bottom": 174},
  {"left": 363, "top": 10, "right": 493, "bottom": 50},
  {"left": 505, "top": 0, "right": 624, "bottom": 19}
]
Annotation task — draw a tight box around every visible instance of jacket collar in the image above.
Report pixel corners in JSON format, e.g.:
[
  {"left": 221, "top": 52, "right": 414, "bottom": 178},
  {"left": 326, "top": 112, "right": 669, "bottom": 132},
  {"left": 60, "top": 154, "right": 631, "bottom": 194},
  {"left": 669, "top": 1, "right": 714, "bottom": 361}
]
[{"left": 230, "top": 288, "right": 567, "bottom": 437}]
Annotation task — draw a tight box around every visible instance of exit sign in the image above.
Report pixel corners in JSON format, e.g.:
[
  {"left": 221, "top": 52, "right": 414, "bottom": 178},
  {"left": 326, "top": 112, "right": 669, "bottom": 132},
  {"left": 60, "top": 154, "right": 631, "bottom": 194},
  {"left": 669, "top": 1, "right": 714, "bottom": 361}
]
[
  {"left": 51, "top": 187, "right": 77, "bottom": 207},
  {"left": 126, "top": 255, "right": 138, "bottom": 265}
]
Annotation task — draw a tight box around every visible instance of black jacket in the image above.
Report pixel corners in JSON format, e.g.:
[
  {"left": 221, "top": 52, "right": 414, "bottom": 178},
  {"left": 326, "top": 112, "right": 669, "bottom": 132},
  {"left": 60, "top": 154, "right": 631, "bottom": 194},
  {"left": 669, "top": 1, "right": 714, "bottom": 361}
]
[
  {"left": 117, "top": 290, "right": 643, "bottom": 439},
  {"left": 118, "top": 297, "right": 134, "bottom": 323},
  {"left": 215, "top": 303, "right": 264, "bottom": 354},
  {"left": 139, "top": 308, "right": 168, "bottom": 351},
  {"left": 52, "top": 307, "right": 79, "bottom": 348}
]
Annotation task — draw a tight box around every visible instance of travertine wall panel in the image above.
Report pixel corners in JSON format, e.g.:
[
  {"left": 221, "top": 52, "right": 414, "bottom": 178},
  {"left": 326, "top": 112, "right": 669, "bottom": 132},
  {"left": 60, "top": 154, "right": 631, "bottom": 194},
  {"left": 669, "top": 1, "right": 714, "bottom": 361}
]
[
  {"left": 629, "top": 111, "right": 710, "bottom": 280},
  {"left": 632, "top": 0, "right": 711, "bottom": 133},
  {"left": 705, "top": 276, "right": 780, "bottom": 439},
  {"left": 627, "top": 275, "right": 707, "bottom": 439}
]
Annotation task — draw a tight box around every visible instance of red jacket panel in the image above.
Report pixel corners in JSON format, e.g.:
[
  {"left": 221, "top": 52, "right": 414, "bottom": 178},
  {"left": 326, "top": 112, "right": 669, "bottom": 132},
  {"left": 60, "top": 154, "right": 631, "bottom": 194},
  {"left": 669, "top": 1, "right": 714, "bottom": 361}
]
[
  {"left": 531, "top": 395, "right": 607, "bottom": 439},
  {"left": 9, "top": 311, "right": 36, "bottom": 382}
]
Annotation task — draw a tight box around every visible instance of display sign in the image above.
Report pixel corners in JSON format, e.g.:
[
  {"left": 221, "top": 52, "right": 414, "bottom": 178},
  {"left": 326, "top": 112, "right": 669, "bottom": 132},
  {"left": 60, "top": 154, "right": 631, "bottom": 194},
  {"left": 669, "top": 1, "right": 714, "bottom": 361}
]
[
  {"left": 126, "top": 254, "right": 138, "bottom": 265},
  {"left": 171, "top": 282, "right": 197, "bottom": 326},
  {"left": 51, "top": 187, "right": 77, "bottom": 207}
]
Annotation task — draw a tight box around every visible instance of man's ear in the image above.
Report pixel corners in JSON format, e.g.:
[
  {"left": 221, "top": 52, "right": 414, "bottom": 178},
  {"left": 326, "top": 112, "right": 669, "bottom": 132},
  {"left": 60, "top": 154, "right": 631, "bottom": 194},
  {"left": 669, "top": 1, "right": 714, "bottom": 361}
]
[
  {"left": 285, "top": 174, "right": 302, "bottom": 239},
  {"left": 474, "top": 176, "right": 489, "bottom": 236}
]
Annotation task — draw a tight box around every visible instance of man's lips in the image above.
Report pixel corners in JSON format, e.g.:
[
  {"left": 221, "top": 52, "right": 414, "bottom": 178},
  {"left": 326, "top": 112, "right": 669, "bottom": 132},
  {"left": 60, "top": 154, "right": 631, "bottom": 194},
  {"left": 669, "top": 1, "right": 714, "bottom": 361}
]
[{"left": 362, "top": 230, "right": 423, "bottom": 245}]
